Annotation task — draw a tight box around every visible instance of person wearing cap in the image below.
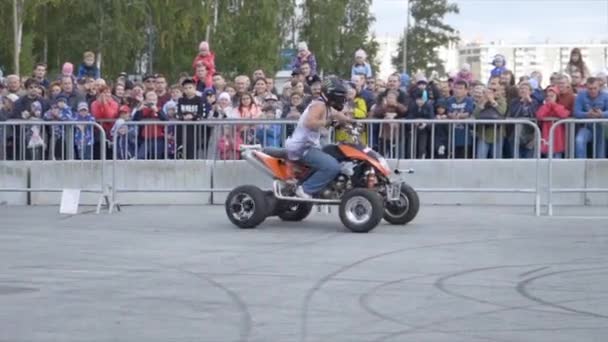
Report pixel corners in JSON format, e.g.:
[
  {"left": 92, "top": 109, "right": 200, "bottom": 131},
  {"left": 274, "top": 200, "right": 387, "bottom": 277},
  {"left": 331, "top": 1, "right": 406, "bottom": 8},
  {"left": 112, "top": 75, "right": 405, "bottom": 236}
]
[
  {"left": 43, "top": 95, "right": 74, "bottom": 160},
  {"left": 142, "top": 74, "right": 157, "bottom": 93},
  {"left": 291, "top": 41, "right": 317, "bottom": 75},
  {"left": 536, "top": 86, "right": 571, "bottom": 158},
  {"left": 351, "top": 49, "right": 373, "bottom": 79},
  {"left": 73, "top": 102, "right": 95, "bottom": 160}
]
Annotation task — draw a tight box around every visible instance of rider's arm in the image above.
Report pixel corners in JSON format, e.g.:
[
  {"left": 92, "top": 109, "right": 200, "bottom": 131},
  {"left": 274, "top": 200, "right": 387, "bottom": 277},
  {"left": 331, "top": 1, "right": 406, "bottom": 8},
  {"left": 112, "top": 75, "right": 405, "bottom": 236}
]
[
  {"left": 303, "top": 103, "right": 328, "bottom": 130},
  {"left": 330, "top": 110, "right": 353, "bottom": 124}
]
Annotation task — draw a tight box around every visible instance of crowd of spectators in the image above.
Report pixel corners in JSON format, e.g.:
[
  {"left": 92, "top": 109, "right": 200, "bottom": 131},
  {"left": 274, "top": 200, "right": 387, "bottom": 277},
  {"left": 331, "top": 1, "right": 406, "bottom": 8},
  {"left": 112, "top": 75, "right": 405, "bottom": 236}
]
[{"left": 0, "top": 42, "right": 607, "bottom": 161}]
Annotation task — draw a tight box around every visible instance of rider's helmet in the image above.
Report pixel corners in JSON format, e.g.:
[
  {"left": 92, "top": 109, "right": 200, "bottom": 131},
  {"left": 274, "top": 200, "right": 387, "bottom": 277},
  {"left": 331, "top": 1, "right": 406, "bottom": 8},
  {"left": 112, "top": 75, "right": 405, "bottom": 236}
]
[{"left": 321, "top": 76, "right": 347, "bottom": 111}]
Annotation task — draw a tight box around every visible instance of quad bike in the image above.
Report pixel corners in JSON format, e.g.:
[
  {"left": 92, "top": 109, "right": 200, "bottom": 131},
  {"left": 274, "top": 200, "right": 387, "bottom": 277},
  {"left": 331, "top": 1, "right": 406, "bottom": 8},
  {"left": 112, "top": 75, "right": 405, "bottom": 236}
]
[{"left": 225, "top": 123, "right": 419, "bottom": 233}]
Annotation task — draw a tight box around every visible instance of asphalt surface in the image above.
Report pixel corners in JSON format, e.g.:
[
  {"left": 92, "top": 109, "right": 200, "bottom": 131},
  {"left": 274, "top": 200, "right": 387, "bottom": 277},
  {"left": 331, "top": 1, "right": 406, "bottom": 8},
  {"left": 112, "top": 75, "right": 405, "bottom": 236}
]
[{"left": 0, "top": 204, "right": 607, "bottom": 342}]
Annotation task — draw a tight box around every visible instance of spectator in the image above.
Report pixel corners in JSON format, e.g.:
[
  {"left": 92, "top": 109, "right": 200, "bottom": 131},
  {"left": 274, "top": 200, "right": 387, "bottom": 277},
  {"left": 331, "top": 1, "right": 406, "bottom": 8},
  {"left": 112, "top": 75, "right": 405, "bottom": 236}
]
[
  {"left": 111, "top": 105, "right": 137, "bottom": 160},
  {"left": 455, "top": 63, "right": 474, "bottom": 85},
  {"left": 528, "top": 78, "right": 545, "bottom": 103},
  {"left": 446, "top": 80, "right": 475, "bottom": 158},
  {"left": 291, "top": 42, "right": 317, "bottom": 75},
  {"left": 133, "top": 91, "right": 169, "bottom": 159},
  {"left": 43, "top": 96, "right": 74, "bottom": 160},
  {"left": 336, "top": 83, "right": 368, "bottom": 144},
  {"left": 571, "top": 70, "right": 585, "bottom": 93},
  {"left": 377, "top": 73, "right": 409, "bottom": 106},
  {"left": 113, "top": 83, "right": 126, "bottom": 105},
  {"left": 192, "top": 41, "right": 216, "bottom": 88},
  {"left": 262, "top": 93, "right": 282, "bottom": 119},
  {"left": 300, "top": 62, "right": 320, "bottom": 87},
  {"left": 280, "top": 82, "right": 292, "bottom": 106},
  {"left": 557, "top": 74, "right": 576, "bottom": 112},
  {"left": 574, "top": 77, "right": 608, "bottom": 158},
  {"left": 142, "top": 74, "right": 156, "bottom": 93},
  {"left": 215, "top": 92, "right": 242, "bottom": 160},
  {"left": 256, "top": 104, "right": 282, "bottom": 148},
  {"left": 507, "top": 81, "right": 540, "bottom": 158},
  {"left": 407, "top": 89, "right": 434, "bottom": 158},
  {"left": 232, "top": 75, "right": 249, "bottom": 107},
  {"left": 163, "top": 84, "right": 183, "bottom": 114},
  {"left": 155, "top": 74, "right": 171, "bottom": 108},
  {"left": 433, "top": 99, "right": 449, "bottom": 157},
  {"left": 351, "top": 49, "right": 373, "bottom": 79},
  {"left": 473, "top": 84, "right": 507, "bottom": 159},
  {"left": 597, "top": 71, "right": 608, "bottom": 93},
  {"left": 212, "top": 74, "right": 226, "bottom": 94},
  {"left": 252, "top": 70, "right": 266, "bottom": 82},
  {"left": 500, "top": 70, "right": 518, "bottom": 104},
  {"left": 352, "top": 74, "right": 375, "bottom": 110},
  {"left": 177, "top": 79, "right": 205, "bottom": 159},
  {"left": 127, "top": 84, "right": 145, "bottom": 110},
  {"left": 565, "top": 48, "right": 591, "bottom": 80},
  {"left": 77, "top": 51, "right": 100, "bottom": 80},
  {"left": 225, "top": 85, "right": 237, "bottom": 100},
  {"left": 490, "top": 54, "right": 507, "bottom": 78},
  {"left": 74, "top": 102, "right": 95, "bottom": 160},
  {"left": 372, "top": 90, "right": 408, "bottom": 157},
  {"left": 48, "top": 81, "right": 62, "bottom": 99},
  {"left": 536, "top": 86, "right": 571, "bottom": 158},
  {"left": 291, "top": 80, "right": 306, "bottom": 99},
  {"left": 59, "top": 76, "right": 85, "bottom": 112},
  {"left": 32, "top": 63, "right": 50, "bottom": 89},
  {"left": 1, "top": 94, "right": 19, "bottom": 160},
  {"left": 266, "top": 77, "right": 277, "bottom": 95},
  {"left": 91, "top": 85, "right": 119, "bottom": 137},
  {"left": 253, "top": 78, "right": 271, "bottom": 106},
  {"left": 58, "top": 62, "right": 76, "bottom": 84},
  {"left": 193, "top": 65, "right": 210, "bottom": 94},
  {"left": 6, "top": 75, "right": 24, "bottom": 97},
  {"left": 116, "top": 72, "right": 134, "bottom": 90}
]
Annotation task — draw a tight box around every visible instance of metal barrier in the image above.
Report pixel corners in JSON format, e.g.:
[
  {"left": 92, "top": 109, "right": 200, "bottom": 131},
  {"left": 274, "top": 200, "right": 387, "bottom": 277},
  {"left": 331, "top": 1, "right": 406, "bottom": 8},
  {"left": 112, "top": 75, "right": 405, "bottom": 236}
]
[
  {"left": 0, "top": 121, "right": 111, "bottom": 213},
  {"left": 547, "top": 118, "right": 608, "bottom": 216},
  {"left": 106, "top": 119, "right": 543, "bottom": 216}
]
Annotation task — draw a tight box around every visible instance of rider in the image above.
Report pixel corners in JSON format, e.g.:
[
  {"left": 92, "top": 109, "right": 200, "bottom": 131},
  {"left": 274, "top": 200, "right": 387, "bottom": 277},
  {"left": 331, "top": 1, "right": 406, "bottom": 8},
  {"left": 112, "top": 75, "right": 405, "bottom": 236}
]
[{"left": 285, "top": 77, "right": 353, "bottom": 198}]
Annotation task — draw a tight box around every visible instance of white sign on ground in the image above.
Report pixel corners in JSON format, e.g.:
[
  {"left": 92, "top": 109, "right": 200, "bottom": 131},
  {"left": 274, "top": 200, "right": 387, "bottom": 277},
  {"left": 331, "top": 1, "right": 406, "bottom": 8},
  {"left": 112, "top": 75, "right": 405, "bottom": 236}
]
[{"left": 59, "top": 189, "right": 81, "bottom": 215}]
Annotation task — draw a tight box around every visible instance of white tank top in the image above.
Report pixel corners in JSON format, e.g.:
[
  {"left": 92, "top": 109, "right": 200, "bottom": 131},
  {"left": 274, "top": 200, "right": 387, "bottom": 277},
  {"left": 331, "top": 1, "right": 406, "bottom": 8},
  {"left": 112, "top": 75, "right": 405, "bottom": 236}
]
[{"left": 285, "top": 99, "right": 328, "bottom": 160}]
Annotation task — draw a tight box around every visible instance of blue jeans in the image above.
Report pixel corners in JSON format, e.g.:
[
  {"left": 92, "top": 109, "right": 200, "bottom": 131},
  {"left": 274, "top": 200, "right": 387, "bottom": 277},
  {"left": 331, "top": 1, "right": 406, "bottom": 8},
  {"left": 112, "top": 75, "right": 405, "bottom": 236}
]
[
  {"left": 575, "top": 126, "right": 606, "bottom": 158},
  {"left": 476, "top": 139, "right": 503, "bottom": 159},
  {"left": 301, "top": 148, "right": 341, "bottom": 194},
  {"left": 137, "top": 138, "right": 165, "bottom": 160}
]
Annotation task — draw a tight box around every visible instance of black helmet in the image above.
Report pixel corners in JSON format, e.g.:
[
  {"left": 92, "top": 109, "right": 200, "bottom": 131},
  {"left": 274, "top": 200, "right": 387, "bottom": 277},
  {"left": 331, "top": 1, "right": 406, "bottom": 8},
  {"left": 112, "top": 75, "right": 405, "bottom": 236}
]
[{"left": 321, "top": 76, "right": 347, "bottom": 111}]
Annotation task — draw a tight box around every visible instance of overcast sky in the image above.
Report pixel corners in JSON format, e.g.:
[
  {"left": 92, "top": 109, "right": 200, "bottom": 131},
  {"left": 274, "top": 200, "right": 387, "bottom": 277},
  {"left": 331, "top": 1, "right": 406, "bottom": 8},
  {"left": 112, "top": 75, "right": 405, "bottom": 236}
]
[{"left": 371, "top": 0, "right": 608, "bottom": 43}]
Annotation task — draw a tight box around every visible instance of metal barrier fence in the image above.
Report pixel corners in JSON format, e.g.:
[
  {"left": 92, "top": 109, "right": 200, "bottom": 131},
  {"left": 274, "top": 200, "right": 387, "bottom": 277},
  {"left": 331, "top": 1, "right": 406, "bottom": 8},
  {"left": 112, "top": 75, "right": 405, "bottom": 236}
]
[
  {"left": 106, "top": 119, "right": 543, "bottom": 215},
  {"left": 547, "top": 118, "right": 608, "bottom": 216},
  {"left": 0, "top": 121, "right": 111, "bottom": 213}
]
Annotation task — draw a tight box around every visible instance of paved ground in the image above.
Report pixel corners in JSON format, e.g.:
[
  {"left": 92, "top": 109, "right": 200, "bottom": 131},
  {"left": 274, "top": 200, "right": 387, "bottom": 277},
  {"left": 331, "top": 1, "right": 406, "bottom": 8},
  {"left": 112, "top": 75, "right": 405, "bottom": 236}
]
[{"left": 0, "top": 204, "right": 607, "bottom": 342}]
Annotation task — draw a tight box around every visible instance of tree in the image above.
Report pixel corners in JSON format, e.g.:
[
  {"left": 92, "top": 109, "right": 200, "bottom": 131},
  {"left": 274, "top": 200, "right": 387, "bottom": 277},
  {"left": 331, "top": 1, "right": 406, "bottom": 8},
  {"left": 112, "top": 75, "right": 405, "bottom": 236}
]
[
  {"left": 392, "top": 0, "right": 459, "bottom": 76},
  {"left": 299, "top": 0, "right": 379, "bottom": 79}
]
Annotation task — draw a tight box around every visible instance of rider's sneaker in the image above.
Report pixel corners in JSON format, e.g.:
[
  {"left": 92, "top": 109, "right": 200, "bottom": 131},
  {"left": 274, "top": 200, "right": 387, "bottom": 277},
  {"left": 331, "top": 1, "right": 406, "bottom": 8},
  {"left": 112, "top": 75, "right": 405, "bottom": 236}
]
[{"left": 295, "top": 186, "right": 312, "bottom": 199}]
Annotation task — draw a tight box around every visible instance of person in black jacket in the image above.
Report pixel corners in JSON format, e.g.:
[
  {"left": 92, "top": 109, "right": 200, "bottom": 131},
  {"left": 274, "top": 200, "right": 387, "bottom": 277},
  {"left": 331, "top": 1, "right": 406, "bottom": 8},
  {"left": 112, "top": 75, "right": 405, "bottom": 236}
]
[
  {"left": 177, "top": 78, "right": 206, "bottom": 159},
  {"left": 407, "top": 89, "right": 434, "bottom": 158}
]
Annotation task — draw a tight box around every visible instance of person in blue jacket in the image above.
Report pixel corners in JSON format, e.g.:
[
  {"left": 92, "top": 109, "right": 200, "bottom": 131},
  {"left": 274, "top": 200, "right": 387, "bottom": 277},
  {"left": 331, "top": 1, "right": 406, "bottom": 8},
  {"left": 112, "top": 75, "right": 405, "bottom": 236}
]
[
  {"left": 574, "top": 77, "right": 608, "bottom": 158},
  {"left": 446, "top": 80, "right": 475, "bottom": 158}
]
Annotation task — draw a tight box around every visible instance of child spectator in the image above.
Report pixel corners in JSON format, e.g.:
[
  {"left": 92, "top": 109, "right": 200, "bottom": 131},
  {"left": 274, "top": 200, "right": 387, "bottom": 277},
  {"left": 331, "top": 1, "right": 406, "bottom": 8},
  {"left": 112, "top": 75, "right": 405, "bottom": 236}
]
[
  {"left": 565, "top": 48, "right": 591, "bottom": 80},
  {"left": 43, "top": 95, "right": 74, "bottom": 160},
  {"left": 408, "top": 89, "right": 434, "bottom": 158},
  {"left": 74, "top": 102, "right": 95, "bottom": 160},
  {"left": 23, "top": 101, "right": 46, "bottom": 160},
  {"left": 58, "top": 62, "right": 76, "bottom": 84},
  {"left": 191, "top": 41, "right": 215, "bottom": 88},
  {"left": 110, "top": 105, "right": 137, "bottom": 160},
  {"left": 256, "top": 104, "right": 282, "bottom": 148},
  {"left": 163, "top": 102, "right": 178, "bottom": 159},
  {"left": 490, "top": 54, "right": 507, "bottom": 78},
  {"left": 237, "top": 93, "right": 261, "bottom": 144},
  {"left": 351, "top": 49, "right": 373, "bottom": 79},
  {"left": 77, "top": 51, "right": 100, "bottom": 80},
  {"left": 291, "top": 42, "right": 317, "bottom": 75},
  {"left": 455, "top": 63, "right": 474, "bottom": 85},
  {"left": 163, "top": 84, "right": 183, "bottom": 114},
  {"left": 446, "top": 80, "right": 475, "bottom": 158},
  {"left": 536, "top": 87, "right": 571, "bottom": 158},
  {"left": 433, "top": 99, "right": 449, "bottom": 158},
  {"left": 133, "top": 91, "right": 169, "bottom": 159}
]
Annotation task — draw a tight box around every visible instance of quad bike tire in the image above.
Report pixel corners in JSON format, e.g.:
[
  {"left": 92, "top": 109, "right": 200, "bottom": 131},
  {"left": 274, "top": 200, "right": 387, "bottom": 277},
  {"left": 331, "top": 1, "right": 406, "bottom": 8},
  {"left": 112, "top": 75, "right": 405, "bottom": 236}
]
[
  {"left": 276, "top": 201, "right": 314, "bottom": 222},
  {"left": 383, "top": 183, "right": 420, "bottom": 225},
  {"left": 225, "top": 185, "right": 268, "bottom": 229},
  {"left": 339, "top": 188, "right": 384, "bottom": 233}
]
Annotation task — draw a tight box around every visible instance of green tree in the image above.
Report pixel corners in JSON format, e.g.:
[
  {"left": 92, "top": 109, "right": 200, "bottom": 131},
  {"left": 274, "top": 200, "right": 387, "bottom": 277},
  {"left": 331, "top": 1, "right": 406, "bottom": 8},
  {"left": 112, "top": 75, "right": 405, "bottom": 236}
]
[
  {"left": 299, "top": 0, "right": 378, "bottom": 79},
  {"left": 392, "top": 0, "right": 459, "bottom": 76}
]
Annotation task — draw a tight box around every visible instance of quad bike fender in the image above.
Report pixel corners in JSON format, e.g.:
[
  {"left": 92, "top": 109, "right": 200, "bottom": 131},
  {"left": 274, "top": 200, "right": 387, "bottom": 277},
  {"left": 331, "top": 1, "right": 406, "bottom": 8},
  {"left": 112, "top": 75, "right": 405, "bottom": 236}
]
[{"left": 337, "top": 144, "right": 391, "bottom": 177}]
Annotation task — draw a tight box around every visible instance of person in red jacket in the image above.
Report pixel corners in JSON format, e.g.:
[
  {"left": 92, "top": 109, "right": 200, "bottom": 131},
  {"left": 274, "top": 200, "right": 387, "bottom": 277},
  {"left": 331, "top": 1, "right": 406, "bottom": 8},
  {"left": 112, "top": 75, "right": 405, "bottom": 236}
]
[
  {"left": 132, "top": 91, "right": 169, "bottom": 159},
  {"left": 91, "top": 85, "right": 119, "bottom": 136},
  {"left": 536, "top": 86, "right": 571, "bottom": 158},
  {"left": 192, "top": 41, "right": 215, "bottom": 88}
]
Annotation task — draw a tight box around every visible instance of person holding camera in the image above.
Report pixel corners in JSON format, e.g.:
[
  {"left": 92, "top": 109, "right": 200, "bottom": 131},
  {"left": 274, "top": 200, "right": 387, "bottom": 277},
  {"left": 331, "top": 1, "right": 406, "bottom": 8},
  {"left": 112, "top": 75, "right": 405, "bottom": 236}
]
[{"left": 132, "top": 90, "right": 168, "bottom": 159}]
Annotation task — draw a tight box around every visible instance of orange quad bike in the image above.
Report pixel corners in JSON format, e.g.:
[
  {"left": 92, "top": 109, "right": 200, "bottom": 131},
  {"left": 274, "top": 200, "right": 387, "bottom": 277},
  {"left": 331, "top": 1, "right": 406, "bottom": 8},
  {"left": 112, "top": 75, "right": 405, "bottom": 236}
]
[{"left": 224, "top": 123, "right": 419, "bottom": 233}]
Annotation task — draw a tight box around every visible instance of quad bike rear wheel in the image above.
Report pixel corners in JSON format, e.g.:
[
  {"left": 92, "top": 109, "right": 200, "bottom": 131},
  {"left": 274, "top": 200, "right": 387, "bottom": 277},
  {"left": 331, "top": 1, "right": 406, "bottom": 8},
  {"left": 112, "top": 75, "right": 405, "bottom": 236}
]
[
  {"left": 225, "top": 185, "right": 267, "bottom": 229},
  {"left": 383, "top": 183, "right": 420, "bottom": 225},
  {"left": 276, "top": 201, "right": 314, "bottom": 222},
  {"left": 339, "top": 189, "right": 384, "bottom": 233}
]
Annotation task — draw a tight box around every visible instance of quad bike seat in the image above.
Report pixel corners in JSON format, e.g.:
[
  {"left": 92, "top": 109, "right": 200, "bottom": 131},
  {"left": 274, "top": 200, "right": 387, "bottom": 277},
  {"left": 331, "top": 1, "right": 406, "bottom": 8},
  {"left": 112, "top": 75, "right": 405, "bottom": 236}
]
[{"left": 263, "top": 147, "right": 289, "bottom": 160}]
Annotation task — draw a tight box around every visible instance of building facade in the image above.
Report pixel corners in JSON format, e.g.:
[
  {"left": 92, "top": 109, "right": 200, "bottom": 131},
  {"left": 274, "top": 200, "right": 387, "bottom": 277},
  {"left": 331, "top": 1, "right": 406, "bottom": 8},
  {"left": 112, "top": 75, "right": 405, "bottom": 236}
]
[{"left": 459, "top": 43, "right": 608, "bottom": 85}]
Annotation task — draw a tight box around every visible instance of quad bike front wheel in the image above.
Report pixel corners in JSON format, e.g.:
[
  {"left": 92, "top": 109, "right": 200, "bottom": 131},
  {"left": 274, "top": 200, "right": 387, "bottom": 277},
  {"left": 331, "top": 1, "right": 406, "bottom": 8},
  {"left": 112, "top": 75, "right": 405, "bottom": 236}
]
[
  {"left": 339, "top": 189, "right": 384, "bottom": 233},
  {"left": 383, "top": 183, "right": 420, "bottom": 225},
  {"left": 225, "top": 185, "right": 268, "bottom": 229}
]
